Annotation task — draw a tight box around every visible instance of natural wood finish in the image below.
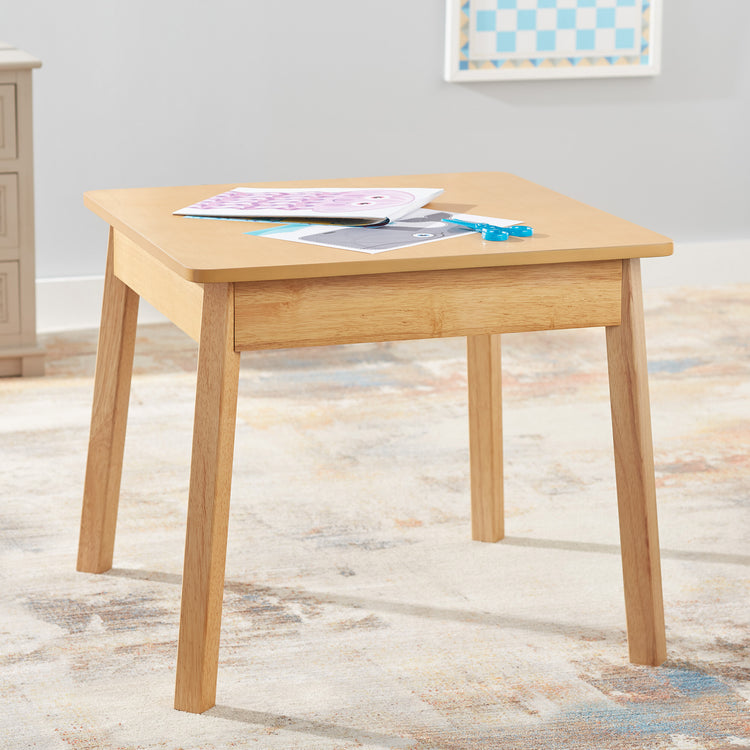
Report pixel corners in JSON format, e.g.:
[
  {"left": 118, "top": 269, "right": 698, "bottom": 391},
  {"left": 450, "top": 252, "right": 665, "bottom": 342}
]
[
  {"left": 77, "top": 229, "right": 139, "bottom": 573},
  {"left": 175, "top": 283, "right": 241, "bottom": 713},
  {"left": 113, "top": 229, "right": 204, "bottom": 342},
  {"left": 606, "top": 258, "right": 666, "bottom": 666},
  {"left": 77, "top": 173, "right": 672, "bottom": 712},
  {"left": 83, "top": 173, "right": 673, "bottom": 283},
  {"left": 467, "top": 334, "right": 504, "bottom": 542},
  {"left": 235, "top": 260, "right": 622, "bottom": 350}
]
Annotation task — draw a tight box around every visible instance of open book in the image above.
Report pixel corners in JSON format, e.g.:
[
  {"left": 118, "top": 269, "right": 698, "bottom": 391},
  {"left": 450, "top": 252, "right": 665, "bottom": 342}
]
[{"left": 174, "top": 187, "right": 444, "bottom": 227}]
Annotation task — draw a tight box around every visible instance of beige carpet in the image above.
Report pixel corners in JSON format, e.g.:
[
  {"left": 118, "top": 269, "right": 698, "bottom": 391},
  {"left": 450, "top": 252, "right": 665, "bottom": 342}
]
[{"left": 1, "top": 285, "right": 749, "bottom": 749}]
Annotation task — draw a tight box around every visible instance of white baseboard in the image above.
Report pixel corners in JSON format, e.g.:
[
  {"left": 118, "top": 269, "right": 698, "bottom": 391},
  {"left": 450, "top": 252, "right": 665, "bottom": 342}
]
[
  {"left": 640, "top": 239, "right": 750, "bottom": 289},
  {"left": 36, "top": 240, "right": 750, "bottom": 333},
  {"left": 36, "top": 276, "right": 168, "bottom": 334}
]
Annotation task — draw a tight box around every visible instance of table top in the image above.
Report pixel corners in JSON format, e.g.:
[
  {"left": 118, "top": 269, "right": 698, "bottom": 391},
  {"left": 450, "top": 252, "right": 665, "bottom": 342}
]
[{"left": 84, "top": 172, "right": 673, "bottom": 283}]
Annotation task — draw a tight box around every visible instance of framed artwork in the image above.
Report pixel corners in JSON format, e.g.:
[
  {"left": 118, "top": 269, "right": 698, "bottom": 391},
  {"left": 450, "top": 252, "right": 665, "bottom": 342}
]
[{"left": 445, "top": 0, "right": 662, "bottom": 82}]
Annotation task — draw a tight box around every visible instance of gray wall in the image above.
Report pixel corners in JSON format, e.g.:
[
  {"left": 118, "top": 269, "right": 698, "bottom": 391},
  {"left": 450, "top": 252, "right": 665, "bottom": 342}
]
[{"left": 3, "top": 0, "right": 749, "bottom": 279}]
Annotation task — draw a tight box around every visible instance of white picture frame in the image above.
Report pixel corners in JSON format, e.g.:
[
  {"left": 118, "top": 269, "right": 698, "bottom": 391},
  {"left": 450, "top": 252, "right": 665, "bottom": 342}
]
[{"left": 445, "top": 0, "right": 662, "bottom": 82}]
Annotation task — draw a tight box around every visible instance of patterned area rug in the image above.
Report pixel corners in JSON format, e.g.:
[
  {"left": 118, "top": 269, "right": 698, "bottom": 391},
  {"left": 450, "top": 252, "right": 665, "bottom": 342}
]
[{"left": 1, "top": 285, "right": 749, "bottom": 749}]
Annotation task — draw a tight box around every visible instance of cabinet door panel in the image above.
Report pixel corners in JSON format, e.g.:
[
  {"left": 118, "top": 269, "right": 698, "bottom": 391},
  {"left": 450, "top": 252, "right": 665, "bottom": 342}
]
[
  {"left": 0, "top": 173, "right": 19, "bottom": 248},
  {"left": 0, "top": 85, "right": 17, "bottom": 160},
  {"left": 0, "top": 260, "right": 20, "bottom": 334}
]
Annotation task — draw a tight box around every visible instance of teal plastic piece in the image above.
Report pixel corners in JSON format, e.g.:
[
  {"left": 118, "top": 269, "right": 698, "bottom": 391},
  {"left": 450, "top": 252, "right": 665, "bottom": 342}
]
[{"left": 442, "top": 218, "right": 534, "bottom": 242}]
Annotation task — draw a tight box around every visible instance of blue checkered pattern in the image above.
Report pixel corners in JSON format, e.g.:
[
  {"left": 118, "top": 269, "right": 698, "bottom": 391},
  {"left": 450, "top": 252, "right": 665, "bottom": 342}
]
[{"left": 470, "top": 0, "right": 643, "bottom": 61}]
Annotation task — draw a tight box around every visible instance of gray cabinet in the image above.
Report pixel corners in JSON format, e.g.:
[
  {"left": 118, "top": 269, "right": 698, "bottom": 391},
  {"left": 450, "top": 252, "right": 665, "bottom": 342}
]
[{"left": 0, "top": 44, "right": 43, "bottom": 376}]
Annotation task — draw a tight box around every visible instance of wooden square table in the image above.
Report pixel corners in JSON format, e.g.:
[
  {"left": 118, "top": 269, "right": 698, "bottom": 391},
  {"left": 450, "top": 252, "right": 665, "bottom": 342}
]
[{"left": 77, "top": 172, "right": 672, "bottom": 713}]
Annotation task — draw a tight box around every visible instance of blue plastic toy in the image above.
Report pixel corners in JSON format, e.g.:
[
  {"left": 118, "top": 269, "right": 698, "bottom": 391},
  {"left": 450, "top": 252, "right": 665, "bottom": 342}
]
[{"left": 442, "top": 217, "right": 534, "bottom": 242}]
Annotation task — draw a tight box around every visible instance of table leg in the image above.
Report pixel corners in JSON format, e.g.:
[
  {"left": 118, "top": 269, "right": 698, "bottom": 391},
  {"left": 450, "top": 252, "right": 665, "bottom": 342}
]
[
  {"left": 174, "top": 283, "right": 240, "bottom": 713},
  {"left": 77, "top": 228, "right": 139, "bottom": 573},
  {"left": 467, "top": 334, "right": 504, "bottom": 542},
  {"left": 606, "top": 258, "right": 666, "bottom": 666}
]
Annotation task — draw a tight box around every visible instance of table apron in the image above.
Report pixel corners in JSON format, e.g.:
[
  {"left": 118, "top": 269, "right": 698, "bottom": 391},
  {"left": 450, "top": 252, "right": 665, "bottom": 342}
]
[
  {"left": 112, "top": 228, "right": 623, "bottom": 350},
  {"left": 233, "top": 260, "right": 623, "bottom": 350},
  {"left": 113, "top": 229, "right": 204, "bottom": 342}
]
